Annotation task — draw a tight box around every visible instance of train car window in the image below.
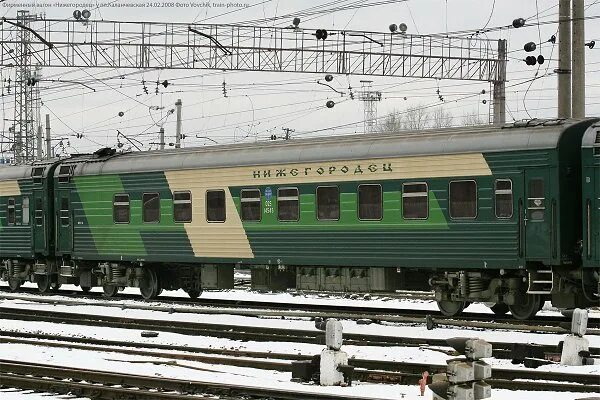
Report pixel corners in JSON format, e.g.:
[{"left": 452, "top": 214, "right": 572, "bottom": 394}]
[
  {"left": 241, "top": 189, "right": 261, "bottom": 222},
  {"left": 142, "top": 193, "right": 160, "bottom": 223},
  {"left": 60, "top": 197, "right": 70, "bottom": 227},
  {"left": 113, "top": 194, "right": 130, "bottom": 224},
  {"left": 278, "top": 188, "right": 299, "bottom": 221},
  {"left": 7, "top": 198, "right": 15, "bottom": 225},
  {"left": 206, "top": 190, "right": 226, "bottom": 222},
  {"left": 528, "top": 179, "right": 545, "bottom": 220},
  {"left": 449, "top": 180, "right": 477, "bottom": 219},
  {"left": 35, "top": 198, "right": 43, "bottom": 226},
  {"left": 22, "top": 197, "right": 30, "bottom": 225},
  {"left": 317, "top": 186, "right": 340, "bottom": 221},
  {"left": 402, "top": 182, "right": 428, "bottom": 219},
  {"left": 173, "top": 191, "right": 192, "bottom": 223},
  {"left": 495, "top": 179, "right": 513, "bottom": 218},
  {"left": 358, "top": 184, "right": 382, "bottom": 220}
]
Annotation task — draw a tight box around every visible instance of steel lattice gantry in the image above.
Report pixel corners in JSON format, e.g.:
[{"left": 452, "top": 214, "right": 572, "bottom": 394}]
[
  {"left": 0, "top": 18, "right": 505, "bottom": 81},
  {"left": 0, "top": 17, "right": 507, "bottom": 163}
]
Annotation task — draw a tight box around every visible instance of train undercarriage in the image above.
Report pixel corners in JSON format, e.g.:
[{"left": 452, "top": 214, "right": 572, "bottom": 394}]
[{"left": 1, "top": 258, "right": 598, "bottom": 320}]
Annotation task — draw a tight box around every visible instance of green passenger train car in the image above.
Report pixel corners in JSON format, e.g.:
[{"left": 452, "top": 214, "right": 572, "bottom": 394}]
[
  {"left": 582, "top": 124, "right": 600, "bottom": 282},
  {"left": 1, "top": 119, "right": 599, "bottom": 319}
]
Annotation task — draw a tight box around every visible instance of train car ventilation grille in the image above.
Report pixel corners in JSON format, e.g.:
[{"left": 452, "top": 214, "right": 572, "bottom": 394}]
[
  {"left": 31, "top": 167, "right": 45, "bottom": 185},
  {"left": 57, "top": 165, "right": 74, "bottom": 184},
  {"left": 594, "top": 130, "right": 600, "bottom": 156}
]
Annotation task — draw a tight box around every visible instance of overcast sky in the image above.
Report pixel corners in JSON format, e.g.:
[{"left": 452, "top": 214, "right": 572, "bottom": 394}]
[{"left": 1, "top": 0, "right": 599, "bottom": 155}]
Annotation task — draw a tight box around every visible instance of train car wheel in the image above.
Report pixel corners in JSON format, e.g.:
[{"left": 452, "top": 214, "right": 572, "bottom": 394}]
[
  {"left": 489, "top": 303, "right": 509, "bottom": 315},
  {"left": 139, "top": 268, "right": 158, "bottom": 300},
  {"left": 436, "top": 300, "right": 466, "bottom": 317},
  {"left": 186, "top": 289, "right": 201, "bottom": 299},
  {"left": 508, "top": 294, "right": 542, "bottom": 320},
  {"left": 8, "top": 279, "right": 21, "bottom": 292},
  {"left": 37, "top": 275, "right": 52, "bottom": 293},
  {"left": 103, "top": 284, "right": 119, "bottom": 298}
]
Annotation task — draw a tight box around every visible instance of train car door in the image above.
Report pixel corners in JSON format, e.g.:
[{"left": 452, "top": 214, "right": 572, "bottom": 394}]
[
  {"left": 55, "top": 190, "right": 73, "bottom": 254},
  {"left": 32, "top": 188, "right": 47, "bottom": 254},
  {"left": 524, "top": 169, "right": 551, "bottom": 260}
]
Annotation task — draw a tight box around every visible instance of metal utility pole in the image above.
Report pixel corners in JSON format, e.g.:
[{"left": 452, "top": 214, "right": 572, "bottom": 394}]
[
  {"left": 159, "top": 127, "right": 165, "bottom": 150},
  {"left": 12, "top": 10, "right": 35, "bottom": 163},
  {"left": 34, "top": 65, "right": 42, "bottom": 159},
  {"left": 558, "top": 0, "right": 572, "bottom": 118},
  {"left": 493, "top": 40, "right": 507, "bottom": 124},
  {"left": 572, "top": 0, "right": 585, "bottom": 118},
  {"left": 359, "top": 81, "right": 382, "bottom": 134},
  {"left": 282, "top": 127, "right": 295, "bottom": 140},
  {"left": 175, "top": 99, "right": 182, "bottom": 149},
  {"left": 45, "top": 114, "right": 51, "bottom": 159}
]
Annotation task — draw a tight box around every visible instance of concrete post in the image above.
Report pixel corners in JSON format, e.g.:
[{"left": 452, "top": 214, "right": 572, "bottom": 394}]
[
  {"left": 36, "top": 125, "right": 43, "bottom": 160},
  {"left": 159, "top": 127, "right": 165, "bottom": 150},
  {"left": 558, "top": 0, "right": 572, "bottom": 118},
  {"left": 493, "top": 39, "right": 507, "bottom": 124},
  {"left": 572, "top": 0, "right": 585, "bottom": 118}
]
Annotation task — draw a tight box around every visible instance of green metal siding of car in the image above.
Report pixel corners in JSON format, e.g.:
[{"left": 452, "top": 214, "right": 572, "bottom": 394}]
[
  {"left": 72, "top": 173, "right": 194, "bottom": 261},
  {"left": 582, "top": 148, "right": 600, "bottom": 268},
  {"left": 232, "top": 176, "right": 519, "bottom": 269},
  {"left": 0, "top": 180, "right": 34, "bottom": 258}
]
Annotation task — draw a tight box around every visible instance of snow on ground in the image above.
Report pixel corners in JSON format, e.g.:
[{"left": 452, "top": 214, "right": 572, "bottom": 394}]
[
  {"left": 0, "top": 343, "right": 594, "bottom": 400},
  {"left": 1, "top": 283, "right": 599, "bottom": 399},
  {"left": 1, "top": 296, "right": 599, "bottom": 350},
  {"left": 0, "top": 389, "right": 90, "bottom": 400}
]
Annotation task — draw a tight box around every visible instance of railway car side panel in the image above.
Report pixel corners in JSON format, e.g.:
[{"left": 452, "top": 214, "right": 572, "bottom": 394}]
[
  {"left": 70, "top": 172, "right": 196, "bottom": 262},
  {"left": 582, "top": 146, "right": 600, "bottom": 269},
  {"left": 0, "top": 178, "right": 33, "bottom": 259}
]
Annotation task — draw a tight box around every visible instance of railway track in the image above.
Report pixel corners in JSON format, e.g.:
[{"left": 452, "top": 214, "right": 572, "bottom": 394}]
[
  {"left": 2, "top": 291, "right": 597, "bottom": 334},
  {"left": 1, "top": 306, "right": 598, "bottom": 358},
  {"left": 0, "top": 337, "right": 597, "bottom": 394},
  {"left": 0, "top": 359, "right": 382, "bottom": 400}
]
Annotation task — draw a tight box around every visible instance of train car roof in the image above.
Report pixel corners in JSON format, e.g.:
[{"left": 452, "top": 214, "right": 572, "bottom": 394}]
[
  {"left": 58, "top": 118, "right": 598, "bottom": 176},
  {"left": 0, "top": 156, "right": 75, "bottom": 182},
  {"left": 0, "top": 164, "right": 30, "bottom": 181}
]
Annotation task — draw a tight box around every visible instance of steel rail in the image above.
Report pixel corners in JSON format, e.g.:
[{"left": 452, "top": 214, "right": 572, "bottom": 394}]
[
  {"left": 2, "top": 333, "right": 598, "bottom": 388},
  {"left": 0, "top": 360, "right": 385, "bottom": 400},
  {"left": 0, "top": 307, "right": 598, "bottom": 358},
  {"left": 0, "top": 351, "right": 597, "bottom": 394},
  {"left": 1, "top": 290, "right": 596, "bottom": 333}
]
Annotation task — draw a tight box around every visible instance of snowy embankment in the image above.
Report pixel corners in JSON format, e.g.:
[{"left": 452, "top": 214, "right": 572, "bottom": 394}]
[{"left": 0, "top": 285, "right": 598, "bottom": 399}]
